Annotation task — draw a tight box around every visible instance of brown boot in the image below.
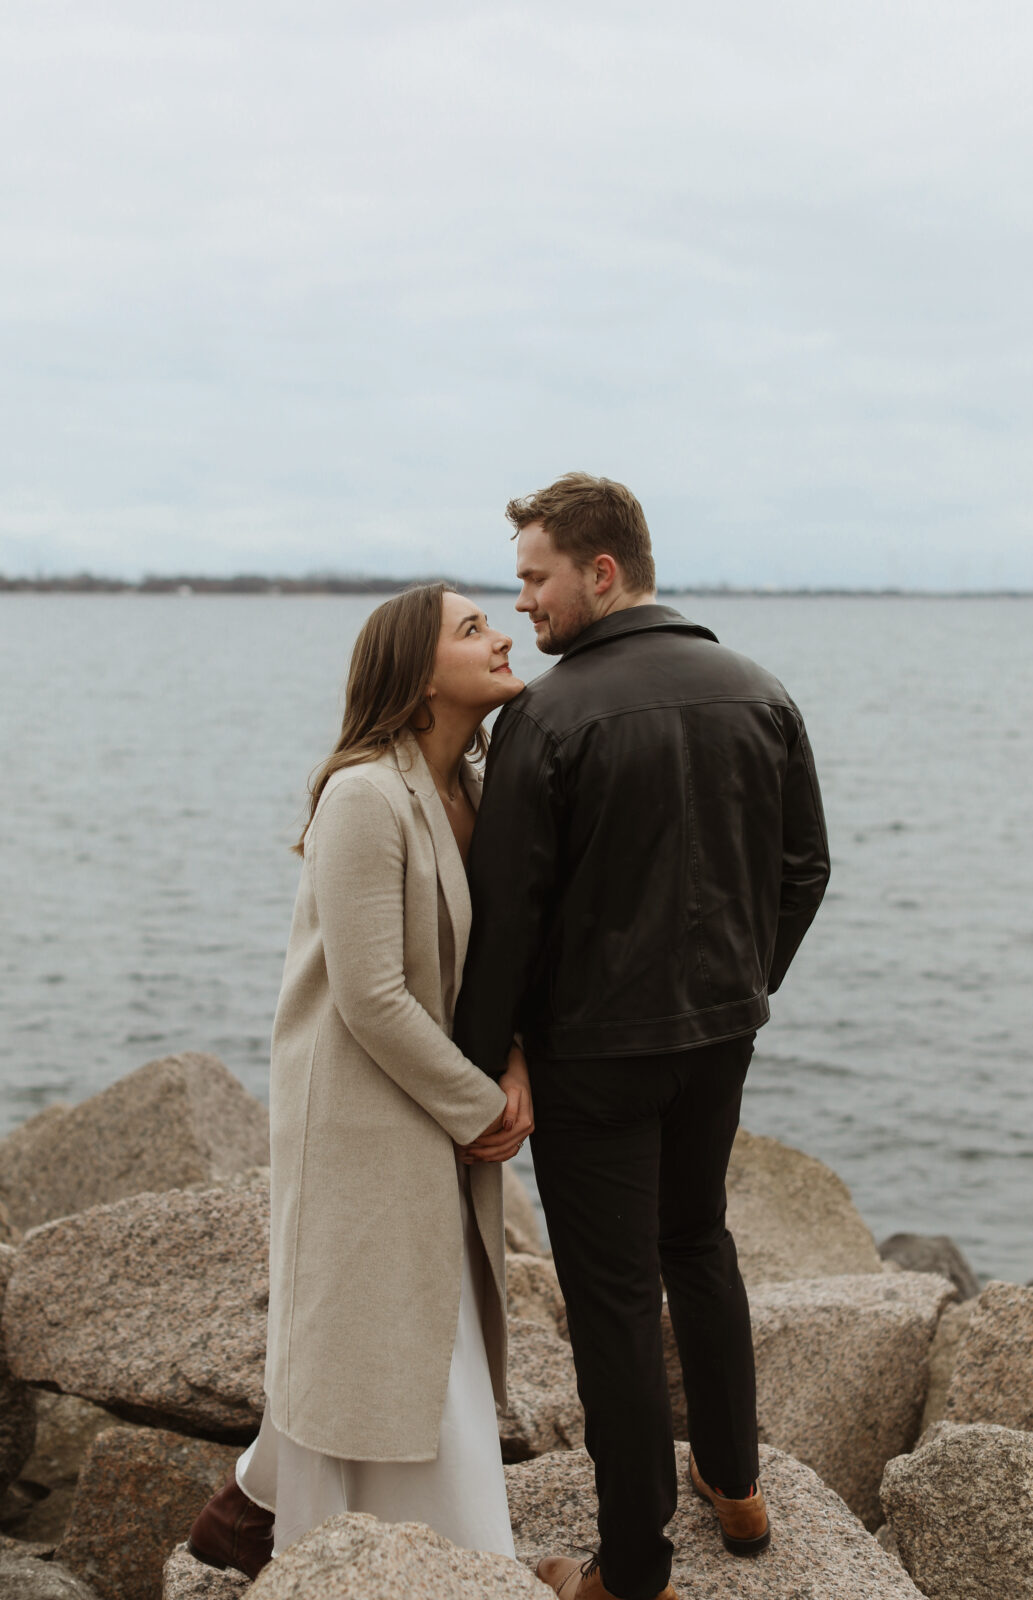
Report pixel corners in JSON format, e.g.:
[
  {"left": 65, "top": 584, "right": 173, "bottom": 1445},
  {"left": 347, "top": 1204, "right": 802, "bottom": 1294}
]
[
  {"left": 536, "top": 1553, "right": 678, "bottom": 1600},
  {"left": 187, "top": 1475, "right": 275, "bottom": 1580},
  {"left": 689, "top": 1454, "right": 770, "bottom": 1556}
]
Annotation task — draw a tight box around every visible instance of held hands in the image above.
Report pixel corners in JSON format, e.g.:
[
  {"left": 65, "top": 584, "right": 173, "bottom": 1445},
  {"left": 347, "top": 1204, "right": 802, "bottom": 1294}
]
[{"left": 461, "top": 1044, "right": 534, "bottom": 1165}]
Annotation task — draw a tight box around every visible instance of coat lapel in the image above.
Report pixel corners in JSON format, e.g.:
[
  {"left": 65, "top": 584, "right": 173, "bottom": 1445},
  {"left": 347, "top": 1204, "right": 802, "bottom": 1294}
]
[{"left": 389, "top": 735, "right": 476, "bottom": 998}]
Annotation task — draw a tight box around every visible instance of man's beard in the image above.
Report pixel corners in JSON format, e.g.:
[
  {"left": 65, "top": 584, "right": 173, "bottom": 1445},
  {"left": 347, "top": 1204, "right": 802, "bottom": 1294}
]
[{"left": 534, "top": 595, "right": 595, "bottom": 655}]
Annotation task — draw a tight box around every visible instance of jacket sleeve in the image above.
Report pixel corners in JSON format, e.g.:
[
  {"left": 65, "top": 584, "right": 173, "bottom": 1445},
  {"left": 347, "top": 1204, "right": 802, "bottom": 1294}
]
[
  {"left": 306, "top": 777, "right": 507, "bottom": 1146},
  {"left": 768, "top": 710, "right": 831, "bottom": 993},
  {"left": 453, "top": 708, "right": 562, "bottom": 1077}
]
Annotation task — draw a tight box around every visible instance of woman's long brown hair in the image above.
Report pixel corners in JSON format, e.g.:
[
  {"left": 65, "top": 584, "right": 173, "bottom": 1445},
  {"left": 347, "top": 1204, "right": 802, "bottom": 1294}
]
[{"left": 293, "top": 583, "right": 488, "bottom": 855}]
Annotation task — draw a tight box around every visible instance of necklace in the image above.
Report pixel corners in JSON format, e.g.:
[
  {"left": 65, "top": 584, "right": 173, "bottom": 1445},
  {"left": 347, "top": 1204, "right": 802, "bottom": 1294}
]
[{"left": 425, "top": 756, "right": 462, "bottom": 804}]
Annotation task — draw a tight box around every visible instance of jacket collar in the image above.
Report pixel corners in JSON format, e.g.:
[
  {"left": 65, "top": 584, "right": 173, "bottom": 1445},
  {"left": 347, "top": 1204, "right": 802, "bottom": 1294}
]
[
  {"left": 560, "top": 603, "right": 718, "bottom": 662},
  {"left": 387, "top": 732, "right": 481, "bottom": 991}
]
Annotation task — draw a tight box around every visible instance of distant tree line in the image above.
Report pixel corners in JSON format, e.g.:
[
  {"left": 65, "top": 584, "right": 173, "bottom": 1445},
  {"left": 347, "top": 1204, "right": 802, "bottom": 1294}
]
[{"left": 1, "top": 572, "right": 1029, "bottom": 598}]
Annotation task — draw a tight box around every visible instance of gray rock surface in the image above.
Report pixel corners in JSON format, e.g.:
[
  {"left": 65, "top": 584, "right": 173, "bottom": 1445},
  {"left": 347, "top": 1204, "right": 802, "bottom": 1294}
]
[
  {"left": 497, "top": 1318, "right": 583, "bottom": 1463},
  {"left": 505, "top": 1254, "right": 566, "bottom": 1337},
  {"left": 163, "top": 1544, "right": 250, "bottom": 1600},
  {"left": 920, "top": 1300, "right": 976, "bottom": 1433},
  {"left": 6, "top": 1181, "right": 269, "bottom": 1439},
  {"left": 881, "top": 1421, "right": 1033, "bottom": 1599},
  {"left": 0, "top": 1054, "right": 270, "bottom": 1233},
  {"left": 503, "top": 1168, "right": 546, "bottom": 1256},
  {"left": 727, "top": 1128, "right": 884, "bottom": 1284},
  {"left": 0, "top": 1244, "right": 37, "bottom": 1497},
  {"left": 507, "top": 1442, "right": 923, "bottom": 1598},
  {"left": 878, "top": 1233, "right": 982, "bottom": 1300},
  {"left": 0, "top": 1549, "right": 101, "bottom": 1600},
  {"left": 748, "top": 1271, "right": 954, "bottom": 1527},
  {"left": 0, "top": 1200, "right": 16, "bottom": 1248},
  {"left": 944, "top": 1279, "right": 1033, "bottom": 1431},
  {"left": 56, "top": 1425, "right": 238, "bottom": 1600},
  {"left": 246, "top": 1512, "right": 547, "bottom": 1600}
]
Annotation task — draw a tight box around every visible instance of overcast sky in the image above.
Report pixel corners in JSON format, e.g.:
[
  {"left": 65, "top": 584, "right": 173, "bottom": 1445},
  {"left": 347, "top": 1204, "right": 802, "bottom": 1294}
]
[{"left": 2, "top": 0, "right": 1031, "bottom": 588}]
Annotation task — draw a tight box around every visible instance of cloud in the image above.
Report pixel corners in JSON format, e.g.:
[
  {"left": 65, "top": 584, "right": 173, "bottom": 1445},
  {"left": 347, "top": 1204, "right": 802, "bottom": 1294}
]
[{"left": 1, "top": 0, "right": 1031, "bottom": 585}]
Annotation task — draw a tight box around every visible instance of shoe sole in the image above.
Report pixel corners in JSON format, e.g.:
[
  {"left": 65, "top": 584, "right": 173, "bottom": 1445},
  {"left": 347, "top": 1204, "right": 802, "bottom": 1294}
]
[
  {"left": 690, "top": 1475, "right": 771, "bottom": 1557},
  {"left": 186, "top": 1540, "right": 227, "bottom": 1572}
]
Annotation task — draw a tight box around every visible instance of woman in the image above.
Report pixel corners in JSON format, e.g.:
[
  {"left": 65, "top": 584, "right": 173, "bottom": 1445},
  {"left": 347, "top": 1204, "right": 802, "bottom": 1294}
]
[{"left": 188, "top": 584, "right": 532, "bottom": 1577}]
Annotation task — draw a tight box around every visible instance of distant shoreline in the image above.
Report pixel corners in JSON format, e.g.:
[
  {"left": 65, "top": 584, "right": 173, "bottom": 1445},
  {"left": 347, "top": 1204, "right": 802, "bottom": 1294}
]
[{"left": 2, "top": 574, "right": 1031, "bottom": 599}]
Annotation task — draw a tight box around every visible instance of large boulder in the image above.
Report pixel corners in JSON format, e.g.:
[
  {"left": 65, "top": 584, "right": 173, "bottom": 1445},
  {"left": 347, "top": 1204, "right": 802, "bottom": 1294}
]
[
  {"left": 503, "top": 1167, "right": 546, "bottom": 1256},
  {"left": 55, "top": 1426, "right": 238, "bottom": 1600},
  {"left": 505, "top": 1254, "right": 566, "bottom": 1336},
  {"left": 507, "top": 1442, "right": 923, "bottom": 1598},
  {"left": 0, "top": 1548, "right": 101, "bottom": 1599},
  {"left": 497, "top": 1318, "right": 583, "bottom": 1463},
  {"left": 163, "top": 1545, "right": 249, "bottom": 1600},
  {"left": 5, "top": 1392, "right": 140, "bottom": 1544},
  {"left": 919, "top": 1300, "right": 976, "bottom": 1433},
  {"left": 944, "top": 1280, "right": 1033, "bottom": 1431},
  {"left": 0, "top": 1243, "right": 37, "bottom": 1496},
  {"left": 881, "top": 1421, "right": 1033, "bottom": 1599},
  {"left": 245, "top": 1512, "right": 546, "bottom": 1600},
  {"left": 0, "top": 1055, "right": 269, "bottom": 1233},
  {"left": 878, "top": 1233, "right": 981, "bottom": 1300},
  {"left": 662, "top": 1270, "right": 954, "bottom": 1528},
  {"left": 726, "top": 1128, "right": 883, "bottom": 1284},
  {"left": 5, "top": 1180, "right": 269, "bottom": 1439}
]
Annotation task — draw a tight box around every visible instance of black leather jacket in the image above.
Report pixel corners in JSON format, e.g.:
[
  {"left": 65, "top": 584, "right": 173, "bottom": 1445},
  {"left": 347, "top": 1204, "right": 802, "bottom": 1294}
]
[{"left": 453, "top": 605, "right": 830, "bottom": 1076}]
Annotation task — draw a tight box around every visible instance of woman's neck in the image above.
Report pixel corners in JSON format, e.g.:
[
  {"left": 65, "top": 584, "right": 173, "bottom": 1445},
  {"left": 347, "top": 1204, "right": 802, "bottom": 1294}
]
[{"left": 413, "top": 713, "right": 479, "bottom": 800}]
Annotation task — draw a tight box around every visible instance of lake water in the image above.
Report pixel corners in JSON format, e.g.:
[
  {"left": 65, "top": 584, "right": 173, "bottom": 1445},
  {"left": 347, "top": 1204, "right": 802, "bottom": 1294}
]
[{"left": 1, "top": 593, "right": 1030, "bottom": 1282}]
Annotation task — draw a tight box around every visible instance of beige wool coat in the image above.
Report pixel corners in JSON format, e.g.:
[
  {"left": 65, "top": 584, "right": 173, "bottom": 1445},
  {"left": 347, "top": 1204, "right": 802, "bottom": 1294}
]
[{"left": 263, "top": 734, "right": 509, "bottom": 1461}]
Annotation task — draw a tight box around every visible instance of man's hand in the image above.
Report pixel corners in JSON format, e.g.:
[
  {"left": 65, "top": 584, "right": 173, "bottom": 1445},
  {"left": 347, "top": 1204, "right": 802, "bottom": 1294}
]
[{"left": 461, "top": 1044, "right": 534, "bottom": 1164}]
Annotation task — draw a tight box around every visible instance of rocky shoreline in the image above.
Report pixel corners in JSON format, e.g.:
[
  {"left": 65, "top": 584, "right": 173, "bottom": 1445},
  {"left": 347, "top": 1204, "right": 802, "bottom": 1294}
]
[{"left": 0, "top": 1052, "right": 1030, "bottom": 1600}]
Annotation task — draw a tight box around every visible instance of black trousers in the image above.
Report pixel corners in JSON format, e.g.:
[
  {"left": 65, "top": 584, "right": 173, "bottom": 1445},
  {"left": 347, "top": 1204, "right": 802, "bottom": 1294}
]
[{"left": 528, "top": 1036, "right": 759, "bottom": 1600}]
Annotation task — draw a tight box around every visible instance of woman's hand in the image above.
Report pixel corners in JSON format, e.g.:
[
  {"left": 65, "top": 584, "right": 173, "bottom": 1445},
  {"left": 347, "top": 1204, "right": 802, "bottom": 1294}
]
[{"left": 461, "top": 1044, "right": 534, "bottom": 1164}]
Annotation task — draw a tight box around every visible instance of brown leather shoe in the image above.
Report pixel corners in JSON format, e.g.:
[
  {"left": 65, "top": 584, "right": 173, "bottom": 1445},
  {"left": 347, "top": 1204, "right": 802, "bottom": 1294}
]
[
  {"left": 536, "top": 1553, "right": 677, "bottom": 1600},
  {"left": 689, "top": 1454, "right": 770, "bottom": 1556},
  {"left": 187, "top": 1476, "right": 275, "bottom": 1580}
]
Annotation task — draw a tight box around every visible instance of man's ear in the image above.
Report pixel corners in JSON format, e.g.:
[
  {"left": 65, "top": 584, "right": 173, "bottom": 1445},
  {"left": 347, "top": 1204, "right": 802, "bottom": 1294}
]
[{"left": 593, "top": 554, "right": 618, "bottom": 595}]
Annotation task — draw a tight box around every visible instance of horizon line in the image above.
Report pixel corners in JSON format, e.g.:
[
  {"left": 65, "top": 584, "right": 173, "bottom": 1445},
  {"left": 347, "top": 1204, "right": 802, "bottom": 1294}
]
[{"left": 2, "top": 572, "right": 1031, "bottom": 600}]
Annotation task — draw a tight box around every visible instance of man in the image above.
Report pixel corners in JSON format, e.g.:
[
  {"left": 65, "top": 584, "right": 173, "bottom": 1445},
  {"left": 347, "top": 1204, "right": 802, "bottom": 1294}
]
[{"left": 454, "top": 474, "right": 830, "bottom": 1600}]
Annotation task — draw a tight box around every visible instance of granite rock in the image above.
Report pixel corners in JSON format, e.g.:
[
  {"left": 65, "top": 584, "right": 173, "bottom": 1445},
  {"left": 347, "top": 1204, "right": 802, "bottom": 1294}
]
[
  {"left": 6, "top": 1181, "right": 269, "bottom": 1439},
  {"left": 0, "top": 1549, "right": 101, "bottom": 1600},
  {"left": 247, "top": 1512, "right": 548, "bottom": 1600},
  {"left": 944, "top": 1280, "right": 1033, "bottom": 1431},
  {"left": 497, "top": 1318, "right": 583, "bottom": 1462},
  {"left": 678, "top": 1271, "right": 953, "bottom": 1529},
  {"left": 503, "top": 1168, "right": 546, "bottom": 1256},
  {"left": 505, "top": 1254, "right": 567, "bottom": 1337},
  {"left": 0, "top": 1200, "right": 16, "bottom": 1248},
  {"left": 727, "top": 1127, "right": 884, "bottom": 1284},
  {"left": 881, "top": 1421, "right": 1033, "bottom": 1598},
  {"left": 507, "top": 1441, "right": 923, "bottom": 1598},
  {"left": 0, "top": 1243, "right": 37, "bottom": 1497},
  {"left": 56, "top": 1425, "right": 238, "bottom": 1600},
  {"left": 4, "top": 1393, "right": 138, "bottom": 1545},
  {"left": 0, "top": 1054, "right": 270, "bottom": 1233},
  {"left": 163, "top": 1544, "right": 250, "bottom": 1600},
  {"left": 878, "top": 1233, "right": 982, "bottom": 1300},
  {"left": 920, "top": 1300, "right": 976, "bottom": 1433}
]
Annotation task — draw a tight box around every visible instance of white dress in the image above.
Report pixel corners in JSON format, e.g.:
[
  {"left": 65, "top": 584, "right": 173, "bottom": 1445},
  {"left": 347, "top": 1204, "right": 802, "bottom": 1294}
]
[{"left": 236, "top": 1161, "right": 514, "bottom": 1559}]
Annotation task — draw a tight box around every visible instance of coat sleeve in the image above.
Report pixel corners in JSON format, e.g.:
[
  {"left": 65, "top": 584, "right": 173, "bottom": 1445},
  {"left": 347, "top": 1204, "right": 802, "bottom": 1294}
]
[
  {"left": 453, "top": 708, "right": 562, "bottom": 1077},
  {"left": 768, "top": 709, "right": 831, "bottom": 993},
  {"left": 306, "top": 777, "right": 507, "bottom": 1146}
]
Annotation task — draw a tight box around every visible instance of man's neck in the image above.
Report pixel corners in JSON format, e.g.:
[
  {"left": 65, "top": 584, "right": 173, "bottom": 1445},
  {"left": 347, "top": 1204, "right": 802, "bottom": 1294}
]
[{"left": 595, "top": 589, "right": 658, "bottom": 620}]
